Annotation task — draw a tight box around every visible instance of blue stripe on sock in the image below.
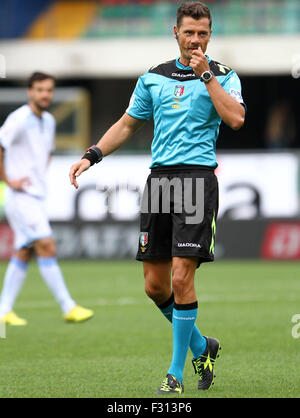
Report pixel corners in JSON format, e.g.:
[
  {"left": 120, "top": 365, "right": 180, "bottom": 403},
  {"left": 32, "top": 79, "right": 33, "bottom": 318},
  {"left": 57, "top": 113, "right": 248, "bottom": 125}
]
[
  {"left": 37, "top": 257, "right": 57, "bottom": 267},
  {"left": 11, "top": 257, "right": 29, "bottom": 271}
]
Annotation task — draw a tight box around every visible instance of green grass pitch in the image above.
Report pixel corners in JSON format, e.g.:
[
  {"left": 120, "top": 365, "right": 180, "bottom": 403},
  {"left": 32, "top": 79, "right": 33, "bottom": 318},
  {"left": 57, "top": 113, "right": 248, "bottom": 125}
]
[{"left": 0, "top": 259, "right": 300, "bottom": 398}]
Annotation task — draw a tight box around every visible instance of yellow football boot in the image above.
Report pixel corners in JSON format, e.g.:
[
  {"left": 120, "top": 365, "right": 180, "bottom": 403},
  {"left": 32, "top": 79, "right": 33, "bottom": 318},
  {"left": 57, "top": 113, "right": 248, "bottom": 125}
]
[
  {"left": 64, "top": 305, "right": 94, "bottom": 323},
  {"left": 1, "top": 311, "right": 27, "bottom": 326}
]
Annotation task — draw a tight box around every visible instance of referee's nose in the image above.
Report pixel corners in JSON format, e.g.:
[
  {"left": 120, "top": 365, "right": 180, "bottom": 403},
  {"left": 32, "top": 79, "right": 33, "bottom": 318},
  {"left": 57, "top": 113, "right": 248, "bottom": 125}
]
[{"left": 190, "top": 34, "right": 201, "bottom": 47}]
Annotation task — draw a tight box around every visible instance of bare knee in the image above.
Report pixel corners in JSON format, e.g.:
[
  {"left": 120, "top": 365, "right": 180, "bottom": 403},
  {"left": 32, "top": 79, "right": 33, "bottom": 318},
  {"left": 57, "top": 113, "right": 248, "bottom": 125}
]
[
  {"left": 143, "top": 260, "right": 172, "bottom": 306},
  {"left": 171, "top": 257, "right": 197, "bottom": 303},
  {"left": 172, "top": 272, "right": 192, "bottom": 297},
  {"left": 34, "top": 237, "right": 56, "bottom": 258},
  {"left": 14, "top": 247, "right": 34, "bottom": 263},
  {"left": 144, "top": 281, "right": 167, "bottom": 304}
]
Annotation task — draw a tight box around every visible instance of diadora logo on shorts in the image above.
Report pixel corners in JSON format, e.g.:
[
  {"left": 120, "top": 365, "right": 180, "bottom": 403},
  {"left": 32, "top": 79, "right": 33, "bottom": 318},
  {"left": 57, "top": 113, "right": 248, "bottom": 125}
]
[{"left": 177, "top": 242, "right": 202, "bottom": 248}]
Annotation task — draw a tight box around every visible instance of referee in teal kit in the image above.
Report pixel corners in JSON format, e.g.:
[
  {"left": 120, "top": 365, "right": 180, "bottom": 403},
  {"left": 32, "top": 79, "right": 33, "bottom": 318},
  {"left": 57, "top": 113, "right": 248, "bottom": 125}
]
[{"left": 69, "top": 1, "right": 245, "bottom": 394}]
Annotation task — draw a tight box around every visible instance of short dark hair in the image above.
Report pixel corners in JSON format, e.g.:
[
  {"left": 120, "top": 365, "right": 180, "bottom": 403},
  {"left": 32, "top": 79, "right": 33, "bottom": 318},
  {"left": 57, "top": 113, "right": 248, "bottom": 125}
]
[
  {"left": 27, "top": 71, "right": 56, "bottom": 88},
  {"left": 176, "top": 1, "right": 212, "bottom": 28}
]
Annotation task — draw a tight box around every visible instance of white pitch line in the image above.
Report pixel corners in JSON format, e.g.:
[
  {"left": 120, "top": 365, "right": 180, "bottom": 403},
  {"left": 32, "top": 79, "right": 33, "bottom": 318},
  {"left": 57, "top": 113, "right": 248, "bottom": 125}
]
[{"left": 14, "top": 294, "right": 300, "bottom": 310}]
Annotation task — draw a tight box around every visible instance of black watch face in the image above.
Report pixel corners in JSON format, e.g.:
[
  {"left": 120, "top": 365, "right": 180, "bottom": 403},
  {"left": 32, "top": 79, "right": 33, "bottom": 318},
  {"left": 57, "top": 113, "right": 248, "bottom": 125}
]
[{"left": 203, "top": 72, "right": 210, "bottom": 80}]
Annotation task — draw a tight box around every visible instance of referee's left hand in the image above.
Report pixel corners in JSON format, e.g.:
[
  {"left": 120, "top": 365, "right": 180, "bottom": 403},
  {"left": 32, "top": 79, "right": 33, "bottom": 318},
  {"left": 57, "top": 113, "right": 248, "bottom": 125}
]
[{"left": 189, "top": 47, "right": 210, "bottom": 78}]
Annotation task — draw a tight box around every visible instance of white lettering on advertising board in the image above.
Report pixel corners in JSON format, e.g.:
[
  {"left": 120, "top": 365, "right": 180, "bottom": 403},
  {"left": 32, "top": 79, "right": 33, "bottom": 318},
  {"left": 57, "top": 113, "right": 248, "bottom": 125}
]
[{"left": 45, "top": 153, "right": 299, "bottom": 221}]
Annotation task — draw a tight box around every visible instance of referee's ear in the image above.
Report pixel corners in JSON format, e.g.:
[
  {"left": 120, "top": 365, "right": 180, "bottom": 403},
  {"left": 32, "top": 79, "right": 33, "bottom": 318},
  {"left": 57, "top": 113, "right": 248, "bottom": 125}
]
[{"left": 173, "top": 25, "right": 179, "bottom": 41}]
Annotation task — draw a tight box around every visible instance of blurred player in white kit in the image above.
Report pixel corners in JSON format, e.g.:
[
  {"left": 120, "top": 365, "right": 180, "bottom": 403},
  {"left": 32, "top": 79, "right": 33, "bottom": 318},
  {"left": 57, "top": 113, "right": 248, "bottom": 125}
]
[{"left": 0, "top": 72, "right": 93, "bottom": 325}]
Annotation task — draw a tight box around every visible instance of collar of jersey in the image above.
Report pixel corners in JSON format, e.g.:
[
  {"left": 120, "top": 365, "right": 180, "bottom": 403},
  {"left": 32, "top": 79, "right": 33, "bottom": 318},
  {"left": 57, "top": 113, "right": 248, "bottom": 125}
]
[
  {"left": 176, "top": 55, "right": 211, "bottom": 70},
  {"left": 26, "top": 103, "right": 45, "bottom": 120}
]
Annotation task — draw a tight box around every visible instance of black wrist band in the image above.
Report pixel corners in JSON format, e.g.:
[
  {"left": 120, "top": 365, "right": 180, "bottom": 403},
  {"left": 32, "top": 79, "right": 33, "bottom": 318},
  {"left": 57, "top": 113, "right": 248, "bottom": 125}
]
[{"left": 81, "top": 145, "right": 103, "bottom": 166}]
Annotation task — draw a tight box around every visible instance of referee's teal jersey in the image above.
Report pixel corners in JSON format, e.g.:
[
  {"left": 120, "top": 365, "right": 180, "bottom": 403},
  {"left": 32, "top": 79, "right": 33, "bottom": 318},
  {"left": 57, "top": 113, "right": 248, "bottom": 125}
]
[{"left": 126, "top": 56, "right": 245, "bottom": 168}]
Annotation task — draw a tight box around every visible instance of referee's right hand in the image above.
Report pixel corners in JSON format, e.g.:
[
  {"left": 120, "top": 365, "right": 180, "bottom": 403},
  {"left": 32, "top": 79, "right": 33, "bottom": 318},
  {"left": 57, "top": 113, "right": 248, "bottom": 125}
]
[{"left": 69, "top": 159, "right": 91, "bottom": 189}]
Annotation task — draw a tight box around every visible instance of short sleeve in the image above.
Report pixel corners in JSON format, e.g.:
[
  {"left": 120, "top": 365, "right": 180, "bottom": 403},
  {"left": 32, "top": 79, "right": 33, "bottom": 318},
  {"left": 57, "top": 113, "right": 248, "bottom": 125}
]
[
  {"left": 223, "top": 71, "right": 246, "bottom": 110},
  {"left": 0, "top": 113, "right": 20, "bottom": 149},
  {"left": 126, "top": 75, "right": 153, "bottom": 120},
  {"left": 49, "top": 116, "right": 56, "bottom": 153}
]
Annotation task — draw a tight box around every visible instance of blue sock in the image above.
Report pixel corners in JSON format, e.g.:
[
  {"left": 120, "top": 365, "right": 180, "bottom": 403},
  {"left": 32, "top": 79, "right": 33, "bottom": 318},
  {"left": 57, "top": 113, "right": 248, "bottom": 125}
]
[
  {"left": 159, "top": 294, "right": 175, "bottom": 322},
  {"left": 159, "top": 295, "right": 207, "bottom": 359},
  {"left": 167, "top": 302, "right": 198, "bottom": 383},
  {"left": 190, "top": 325, "right": 207, "bottom": 358}
]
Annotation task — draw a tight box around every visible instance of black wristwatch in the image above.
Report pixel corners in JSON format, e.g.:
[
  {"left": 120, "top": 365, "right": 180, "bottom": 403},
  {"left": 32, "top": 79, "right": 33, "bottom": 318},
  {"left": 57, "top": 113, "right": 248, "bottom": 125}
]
[{"left": 200, "top": 70, "right": 214, "bottom": 83}]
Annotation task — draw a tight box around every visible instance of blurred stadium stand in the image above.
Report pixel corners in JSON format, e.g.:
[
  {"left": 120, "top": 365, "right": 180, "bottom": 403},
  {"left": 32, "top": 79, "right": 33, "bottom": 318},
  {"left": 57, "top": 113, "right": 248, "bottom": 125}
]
[{"left": 1, "top": 0, "right": 300, "bottom": 38}]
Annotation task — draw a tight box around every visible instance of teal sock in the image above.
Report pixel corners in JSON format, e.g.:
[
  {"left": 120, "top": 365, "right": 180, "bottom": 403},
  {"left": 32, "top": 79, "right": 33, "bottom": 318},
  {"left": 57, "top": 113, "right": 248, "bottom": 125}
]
[
  {"left": 158, "top": 294, "right": 174, "bottom": 322},
  {"left": 167, "top": 302, "right": 198, "bottom": 383},
  {"left": 159, "top": 294, "right": 207, "bottom": 359}
]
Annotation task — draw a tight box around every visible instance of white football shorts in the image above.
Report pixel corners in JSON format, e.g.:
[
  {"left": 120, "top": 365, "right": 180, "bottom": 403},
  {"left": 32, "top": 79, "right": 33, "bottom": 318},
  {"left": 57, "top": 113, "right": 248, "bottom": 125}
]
[{"left": 5, "top": 190, "right": 52, "bottom": 250}]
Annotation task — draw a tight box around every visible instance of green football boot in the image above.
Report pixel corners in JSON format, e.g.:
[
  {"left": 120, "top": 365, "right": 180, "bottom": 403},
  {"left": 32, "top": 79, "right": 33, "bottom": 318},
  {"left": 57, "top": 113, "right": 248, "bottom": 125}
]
[
  {"left": 192, "top": 336, "right": 221, "bottom": 390},
  {"left": 156, "top": 374, "right": 184, "bottom": 395}
]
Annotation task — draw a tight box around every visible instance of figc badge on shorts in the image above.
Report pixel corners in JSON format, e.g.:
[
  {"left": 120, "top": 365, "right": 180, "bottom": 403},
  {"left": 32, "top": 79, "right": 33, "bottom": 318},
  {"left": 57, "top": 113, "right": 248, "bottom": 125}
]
[{"left": 139, "top": 232, "right": 148, "bottom": 253}]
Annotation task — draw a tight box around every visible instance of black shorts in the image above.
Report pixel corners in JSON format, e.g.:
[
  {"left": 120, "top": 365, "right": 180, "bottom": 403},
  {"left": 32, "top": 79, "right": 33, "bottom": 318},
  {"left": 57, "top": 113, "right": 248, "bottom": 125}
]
[{"left": 136, "top": 165, "right": 219, "bottom": 266}]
